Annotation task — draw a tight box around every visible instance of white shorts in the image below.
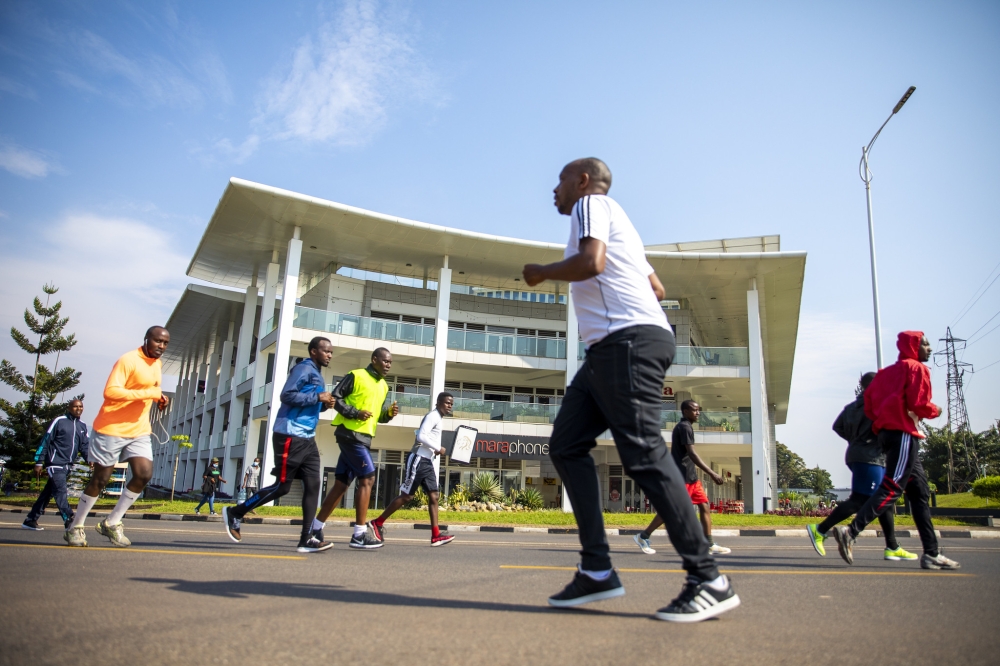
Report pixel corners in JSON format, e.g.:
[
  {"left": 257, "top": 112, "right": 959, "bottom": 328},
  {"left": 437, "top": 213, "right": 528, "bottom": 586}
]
[{"left": 89, "top": 432, "right": 153, "bottom": 467}]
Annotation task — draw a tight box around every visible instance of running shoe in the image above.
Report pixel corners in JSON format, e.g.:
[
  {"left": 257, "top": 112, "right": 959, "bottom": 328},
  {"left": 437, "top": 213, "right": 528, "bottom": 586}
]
[
  {"left": 21, "top": 518, "right": 43, "bottom": 531},
  {"left": 349, "top": 528, "right": 384, "bottom": 549},
  {"left": 831, "top": 526, "right": 854, "bottom": 565},
  {"left": 96, "top": 519, "right": 131, "bottom": 548},
  {"left": 369, "top": 521, "right": 384, "bottom": 544},
  {"left": 64, "top": 516, "right": 74, "bottom": 530},
  {"left": 654, "top": 575, "right": 740, "bottom": 623},
  {"left": 884, "top": 547, "right": 918, "bottom": 561},
  {"left": 633, "top": 533, "right": 656, "bottom": 555},
  {"left": 297, "top": 535, "right": 333, "bottom": 553},
  {"left": 64, "top": 526, "right": 87, "bottom": 547},
  {"left": 313, "top": 527, "right": 325, "bottom": 543},
  {"left": 431, "top": 533, "right": 455, "bottom": 547},
  {"left": 920, "top": 553, "right": 961, "bottom": 570},
  {"left": 547, "top": 567, "right": 625, "bottom": 607},
  {"left": 708, "top": 543, "right": 732, "bottom": 555},
  {"left": 194, "top": 509, "right": 200, "bottom": 515},
  {"left": 806, "top": 524, "right": 826, "bottom": 557},
  {"left": 222, "top": 506, "right": 241, "bottom": 543}
]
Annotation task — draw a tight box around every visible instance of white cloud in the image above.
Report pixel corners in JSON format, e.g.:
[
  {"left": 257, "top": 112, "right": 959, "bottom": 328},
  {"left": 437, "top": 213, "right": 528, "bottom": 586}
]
[
  {"left": 776, "top": 312, "right": 881, "bottom": 486},
  {"left": 0, "top": 75, "right": 37, "bottom": 100},
  {"left": 0, "top": 140, "right": 56, "bottom": 178},
  {"left": 0, "top": 213, "right": 190, "bottom": 410}
]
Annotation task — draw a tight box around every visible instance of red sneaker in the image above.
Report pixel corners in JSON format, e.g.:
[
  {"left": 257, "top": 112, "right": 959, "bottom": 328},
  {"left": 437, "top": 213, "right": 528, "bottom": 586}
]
[
  {"left": 369, "top": 521, "right": 384, "bottom": 544},
  {"left": 431, "top": 533, "right": 455, "bottom": 547}
]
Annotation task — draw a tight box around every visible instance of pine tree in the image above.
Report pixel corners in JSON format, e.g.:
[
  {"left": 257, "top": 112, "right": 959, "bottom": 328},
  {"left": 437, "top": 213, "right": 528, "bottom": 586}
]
[{"left": 0, "top": 284, "right": 82, "bottom": 468}]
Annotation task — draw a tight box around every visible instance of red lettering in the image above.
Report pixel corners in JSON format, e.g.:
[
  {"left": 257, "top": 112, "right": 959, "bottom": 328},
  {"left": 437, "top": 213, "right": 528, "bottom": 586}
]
[
  {"left": 487, "top": 441, "right": 497, "bottom": 453},
  {"left": 501, "top": 441, "right": 509, "bottom": 454}
]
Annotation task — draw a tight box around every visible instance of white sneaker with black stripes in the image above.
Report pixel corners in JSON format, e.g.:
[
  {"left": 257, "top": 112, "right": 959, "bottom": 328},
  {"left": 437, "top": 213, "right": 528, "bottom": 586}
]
[{"left": 654, "top": 575, "right": 740, "bottom": 623}]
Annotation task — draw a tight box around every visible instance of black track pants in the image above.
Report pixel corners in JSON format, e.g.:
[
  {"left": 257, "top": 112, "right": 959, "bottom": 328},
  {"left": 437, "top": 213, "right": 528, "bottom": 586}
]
[
  {"left": 849, "top": 430, "right": 938, "bottom": 556},
  {"left": 549, "top": 325, "right": 718, "bottom": 581},
  {"left": 27, "top": 466, "right": 74, "bottom": 522},
  {"left": 818, "top": 492, "right": 898, "bottom": 550}
]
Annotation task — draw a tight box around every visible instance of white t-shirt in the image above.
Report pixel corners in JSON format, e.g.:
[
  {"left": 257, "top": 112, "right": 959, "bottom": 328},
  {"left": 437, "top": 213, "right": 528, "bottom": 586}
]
[
  {"left": 565, "top": 194, "right": 670, "bottom": 346},
  {"left": 414, "top": 409, "right": 443, "bottom": 459}
]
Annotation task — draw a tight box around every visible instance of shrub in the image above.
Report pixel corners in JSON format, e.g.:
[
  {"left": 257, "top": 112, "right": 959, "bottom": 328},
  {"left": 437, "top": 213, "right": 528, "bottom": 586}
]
[
  {"left": 972, "top": 476, "right": 1000, "bottom": 502},
  {"left": 446, "top": 484, "right": 470, "bottom": 507},
  {"left": 404, "top": 487, "right": 429, "bottom": 509},
  {"left": 470, "top": 472, "right": 503, "bottom": 502},
  {"left": 516, "top": 487, "right": 544, "bottom": 510}
]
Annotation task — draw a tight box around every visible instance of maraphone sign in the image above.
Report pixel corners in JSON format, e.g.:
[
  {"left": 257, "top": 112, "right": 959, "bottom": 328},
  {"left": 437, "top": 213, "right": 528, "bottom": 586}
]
[{"left": 442, "top": 431, "right": 550, "bottom": 461}]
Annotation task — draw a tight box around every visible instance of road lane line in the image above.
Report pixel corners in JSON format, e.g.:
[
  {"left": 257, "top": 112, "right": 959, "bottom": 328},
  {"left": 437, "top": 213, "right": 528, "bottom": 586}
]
[
  {"left": 499, "top": 565, "right": 975, "bottom": 577},
  {"left": 0, "top": 542, "right": 306, "bottom": 560}
]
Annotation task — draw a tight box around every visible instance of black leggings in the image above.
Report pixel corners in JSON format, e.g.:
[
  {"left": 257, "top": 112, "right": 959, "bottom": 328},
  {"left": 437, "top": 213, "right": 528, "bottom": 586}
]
[
  {"left": 232, "top": 434, "right": 321, "bottom": 541},
  {"left": 818, "top": 492, "right": 898, "bottom": 550}
]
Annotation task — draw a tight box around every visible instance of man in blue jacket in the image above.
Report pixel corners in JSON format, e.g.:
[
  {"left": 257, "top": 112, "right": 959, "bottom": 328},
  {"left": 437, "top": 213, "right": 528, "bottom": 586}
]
[
  {"left": 23, "top": 399, "right": 89, "bottom": 531},
  {"left": 222, "top": 337, "right": 334, "bottom": 553}
]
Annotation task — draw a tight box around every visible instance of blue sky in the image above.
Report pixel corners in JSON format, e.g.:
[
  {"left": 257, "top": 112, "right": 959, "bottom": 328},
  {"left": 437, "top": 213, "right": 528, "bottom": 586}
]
[{"left": 1, "top": 1, "right": 998, "bottom": 484}]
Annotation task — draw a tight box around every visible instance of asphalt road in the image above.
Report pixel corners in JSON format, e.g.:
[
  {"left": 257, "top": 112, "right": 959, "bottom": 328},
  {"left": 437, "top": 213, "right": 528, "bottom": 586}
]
[{"left": 2, "top": 515, "right": 998, "bottom": 665}]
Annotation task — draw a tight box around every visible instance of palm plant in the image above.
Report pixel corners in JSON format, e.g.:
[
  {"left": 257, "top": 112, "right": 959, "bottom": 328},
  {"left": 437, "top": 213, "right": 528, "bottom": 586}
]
[
  {"left": 517, "top": 487, "right": 544, "bottom": 510},
  {"left": 470, "top": 471, "right": 502, "bottom": 502}
]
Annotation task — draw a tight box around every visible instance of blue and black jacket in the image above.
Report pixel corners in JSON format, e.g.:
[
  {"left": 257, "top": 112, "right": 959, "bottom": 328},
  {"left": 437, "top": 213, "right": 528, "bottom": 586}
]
[
  {"left": 273, "top": 358, "right": 328, "bottom": 438},
  {"left": 34, "top": 414, "right": 90, "bottom": 467}
]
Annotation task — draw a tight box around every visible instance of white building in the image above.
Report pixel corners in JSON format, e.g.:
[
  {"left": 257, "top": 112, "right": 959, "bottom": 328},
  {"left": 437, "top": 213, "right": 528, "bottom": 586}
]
[{"left": 151, "top": 178, "right": 805, "bottom": 513}]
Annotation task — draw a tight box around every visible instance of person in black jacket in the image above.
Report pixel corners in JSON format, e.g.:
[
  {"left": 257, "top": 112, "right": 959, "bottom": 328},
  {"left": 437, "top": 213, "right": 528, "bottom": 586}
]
[
  {"left": 806, "top": 373, "right": 916, "bottom": 561},
  {"left": 22, "top": 400, "right": 90, "bottom": 531}
]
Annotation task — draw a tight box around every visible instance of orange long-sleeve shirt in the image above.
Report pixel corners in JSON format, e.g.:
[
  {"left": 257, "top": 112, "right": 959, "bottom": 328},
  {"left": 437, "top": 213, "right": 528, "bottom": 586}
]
[{"left": 92, "top": 347, "right": 162, "bottom": 438}]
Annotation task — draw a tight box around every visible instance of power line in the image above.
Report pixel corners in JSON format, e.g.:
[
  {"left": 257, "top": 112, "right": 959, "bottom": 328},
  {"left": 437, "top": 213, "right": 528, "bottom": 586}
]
[
  {"left": 965, "top": 308, "right": 1000, "bottom": 341},
  {"left": 951, "top": 259, "right": 1000, "bottom": 326},
  {"left": 976, "top": 358, "right": 1000, "bottom": 372},
  {"left": 967, "top": 320, "right": 1000, "bottom": 348}
]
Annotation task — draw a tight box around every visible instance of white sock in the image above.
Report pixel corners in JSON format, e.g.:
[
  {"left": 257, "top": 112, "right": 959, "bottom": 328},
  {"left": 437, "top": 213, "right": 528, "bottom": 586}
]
[
  {"left": 71, "top": 493, "right": 99, "bottom": 529},
  {"left": 579, "top": 566, "right": 612, "bottom": 581},
  {"left": 705, "top": 574, "right": 728, "bottom": 591},
  {"left": 312, "top": 518, "right": 325, "bottom": 531},
  {"left": 353, "top": 524, "right": 366, "bottom": 538},
  {"left": 106, "top": 488, "right": 140, "bottom": 525}
]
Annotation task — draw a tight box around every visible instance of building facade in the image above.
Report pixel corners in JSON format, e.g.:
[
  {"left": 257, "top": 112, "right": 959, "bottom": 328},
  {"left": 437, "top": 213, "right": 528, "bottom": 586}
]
[{"left": 150, "top": 178, "right": 805, "bottom": 513}]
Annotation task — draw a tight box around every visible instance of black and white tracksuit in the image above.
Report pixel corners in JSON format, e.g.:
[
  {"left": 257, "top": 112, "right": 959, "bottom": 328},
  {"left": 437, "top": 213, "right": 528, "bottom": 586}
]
[{"left": 28, "top": 414, "right": 90, "bottom": 523}]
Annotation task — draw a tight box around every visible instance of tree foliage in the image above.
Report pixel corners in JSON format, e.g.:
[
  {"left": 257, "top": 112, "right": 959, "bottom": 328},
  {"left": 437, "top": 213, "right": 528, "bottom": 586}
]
[
  {"left": 921, "top": 421, "right": 1000, "bottom": 493},
  {"left": 0, "top": 284, "right": 82, "bottom": 468},
  {"left": 776, "top": 441, "right": 833, "bottom": 495}
]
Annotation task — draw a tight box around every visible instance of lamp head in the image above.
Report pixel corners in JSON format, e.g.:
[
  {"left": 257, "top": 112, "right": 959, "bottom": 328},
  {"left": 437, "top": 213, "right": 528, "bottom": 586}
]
[{"left": 893, "top": 86, "right": 916, "bottom": 114}]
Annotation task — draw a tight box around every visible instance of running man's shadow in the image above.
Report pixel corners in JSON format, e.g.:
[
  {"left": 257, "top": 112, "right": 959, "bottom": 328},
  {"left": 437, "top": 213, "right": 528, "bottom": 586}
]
[{"left": 132, "top": 577, "right": 649, "bottom": 618}]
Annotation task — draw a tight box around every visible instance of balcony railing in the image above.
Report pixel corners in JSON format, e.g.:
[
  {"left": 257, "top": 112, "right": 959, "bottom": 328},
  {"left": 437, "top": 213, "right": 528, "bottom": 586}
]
[
  {"left": 578, "top": 342, "right": 749, "bottom": 366},
  {"left": 255, "top": 382, "right": 273, "bottom": 407},
  {"left": 661, "top": 410, "right": 751, "bottom": 432},
  {"left": 263, "top": 316, "right": 276, "bottom": 336},
  {"left": 387, "top": 392, "right": 432, "bottom": 416},
  {"left": 240, "top": 362, "right": 255, "bottom": 384},
  {"left": 451, "top": 398, "right": 560, "bottom": 424},
  {"left": 209, "top": 387, "right": 217, "bottom": 402},
  {"left": 222, "top": 379, "right": 232, "bottom": 394},
  {"left": 294, "top": 307, "right": 435, "bottom": 346},
  {"left": 447, "top": 329, "right": 566, "bottom": 359}
]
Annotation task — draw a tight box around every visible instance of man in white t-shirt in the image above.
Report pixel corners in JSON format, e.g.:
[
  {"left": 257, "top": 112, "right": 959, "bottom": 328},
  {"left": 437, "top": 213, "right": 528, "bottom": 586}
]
[
  {"left": 522, "top": 158, "right": 739, "bottom": 623},
  {"left": 368, "top": 392, "right": 455, "bottom": 547}
]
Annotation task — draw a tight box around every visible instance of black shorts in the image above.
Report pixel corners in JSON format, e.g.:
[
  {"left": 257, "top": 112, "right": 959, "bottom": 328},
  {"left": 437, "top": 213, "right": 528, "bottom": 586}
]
[
  {"left": 399, "top": 453, "right": 438, "bottom": 495},
  {"left": 271, "top": 433, "right": 321, "bottom": 484}
]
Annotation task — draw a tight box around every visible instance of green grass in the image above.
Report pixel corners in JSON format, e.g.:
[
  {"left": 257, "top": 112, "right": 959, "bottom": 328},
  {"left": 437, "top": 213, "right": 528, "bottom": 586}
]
[
  {"left": 934, "top": 492, "right": 994, "bottom": 509},
  {"left": 1, "top": 496, "right": 978, "bottom": 527}
]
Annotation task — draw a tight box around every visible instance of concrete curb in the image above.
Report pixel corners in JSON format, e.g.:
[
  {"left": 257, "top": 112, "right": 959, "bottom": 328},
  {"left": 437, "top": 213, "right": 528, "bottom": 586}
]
[{"left": 3, "top": 508, "right": 999, "bottom": 538}]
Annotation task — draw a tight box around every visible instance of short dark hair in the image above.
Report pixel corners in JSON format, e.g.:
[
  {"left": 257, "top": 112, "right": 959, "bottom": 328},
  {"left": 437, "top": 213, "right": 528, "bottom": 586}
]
[
  {"left": 145, "top": 325, "right": 168, "bottom": 339},
  {"left": 860, "top": 372, "right": 877, "bottom": 390},
  {"left": 566, "top": 157, "right": 612, "bottom": 191},
  {"left": 372, "top": 347, "right": 390, "bottom": 361},
  {"left": 680, "top": 399, "right": 699, "bottom": 413},
  {"left": 437, "top": 391, "right": 453, "bottom": 405},
  {"left": 308, "top": 336, "right": 331, "bottom": 352}
]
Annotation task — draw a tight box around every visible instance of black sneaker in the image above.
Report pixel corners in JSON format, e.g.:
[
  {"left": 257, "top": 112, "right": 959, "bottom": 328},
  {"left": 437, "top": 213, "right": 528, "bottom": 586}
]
[
  {"left": 222, "top": 506, "right": 241, "bottom": 543},
  {"left": 547, "top": 567, "right": 625, "bottom": 607},
  {"left": 349, "top": 528, "right": 384, "bottom": 549},
  {"left": 313, "top": 527, "right": 325, "bottom": 543},
  {"left": 297, "top": 534, "right": 333, "bottom": 553},
  {"left": 654, "top": 575, "right": 740, "bottom": 623},
  {"left": 21, "top": 518, "right": 43, "bottom": 531},
  {"left": 832, "top": 526, "right": 854, "bottom": 565},
  {"left": 369, "top": 521, "right": 384, "bottom": 544}
]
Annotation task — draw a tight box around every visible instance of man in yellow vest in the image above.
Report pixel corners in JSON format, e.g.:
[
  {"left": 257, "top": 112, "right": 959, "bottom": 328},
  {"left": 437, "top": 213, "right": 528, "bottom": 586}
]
[{"left": 312, "top": 347, "right": 398, "bottom": 549}]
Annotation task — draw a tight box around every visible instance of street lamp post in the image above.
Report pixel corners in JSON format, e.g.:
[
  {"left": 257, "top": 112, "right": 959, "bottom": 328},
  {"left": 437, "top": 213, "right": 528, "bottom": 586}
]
[{"left": 860, "top": 85, "right": 916, "bottom": 369}]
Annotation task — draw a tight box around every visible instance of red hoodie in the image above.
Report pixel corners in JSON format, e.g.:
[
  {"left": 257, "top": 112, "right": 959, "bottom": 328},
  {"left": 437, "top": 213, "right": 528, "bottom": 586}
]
[{"left": 864, "top": 331, "right": 941, "bottom": 438}]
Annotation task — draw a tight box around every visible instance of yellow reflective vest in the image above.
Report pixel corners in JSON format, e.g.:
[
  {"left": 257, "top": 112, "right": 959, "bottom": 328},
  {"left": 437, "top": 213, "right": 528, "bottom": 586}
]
[{"left": 331, "top": 368, "right": 389, "bottom": 437}]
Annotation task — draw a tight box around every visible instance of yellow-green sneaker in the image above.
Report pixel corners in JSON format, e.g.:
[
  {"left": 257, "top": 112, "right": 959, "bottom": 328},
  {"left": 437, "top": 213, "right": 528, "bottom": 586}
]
[
  {"left": 806, "top": 524, "right": 826, "bottom": 557},
  {"left": 884, "top": 546, "right": 918, "bottom": 561},
  {"left": 96, "top": 519, "right": 131, "bottom": 548}
]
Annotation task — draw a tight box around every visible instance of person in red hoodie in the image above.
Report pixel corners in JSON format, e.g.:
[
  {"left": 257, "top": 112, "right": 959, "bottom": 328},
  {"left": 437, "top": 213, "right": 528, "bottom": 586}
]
[{"left": 832, "top": 331, "right": 960, "bottom": 570}]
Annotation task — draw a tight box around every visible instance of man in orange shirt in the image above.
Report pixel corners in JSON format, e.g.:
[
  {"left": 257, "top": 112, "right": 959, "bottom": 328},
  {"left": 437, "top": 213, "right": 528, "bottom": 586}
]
[{"left": 64, "top": 326, "right": 170, "bottom": 547}]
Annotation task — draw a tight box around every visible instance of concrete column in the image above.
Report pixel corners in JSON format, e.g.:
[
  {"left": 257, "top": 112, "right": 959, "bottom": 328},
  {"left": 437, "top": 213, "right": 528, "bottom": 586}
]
[
  {"left": 247, "top": 260, "right": 280, "bottom": 460},
  {"left": 169, "top": 356, "right": 187, "bottom": 431},
  {"left": 747, "top": 279, "right": 772, "bottom": 514},
  {"left": 261, "top": 228, "right": 303, "bottom": 490},
  {"left": 565, "top": 286, "right": 580, "bottom": 386},
  {"left": 430, "top": 256, "right": 451, "bottom": 405},
  {"left": 234, "top": 276, "right": 259, "bottom": 382}
]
